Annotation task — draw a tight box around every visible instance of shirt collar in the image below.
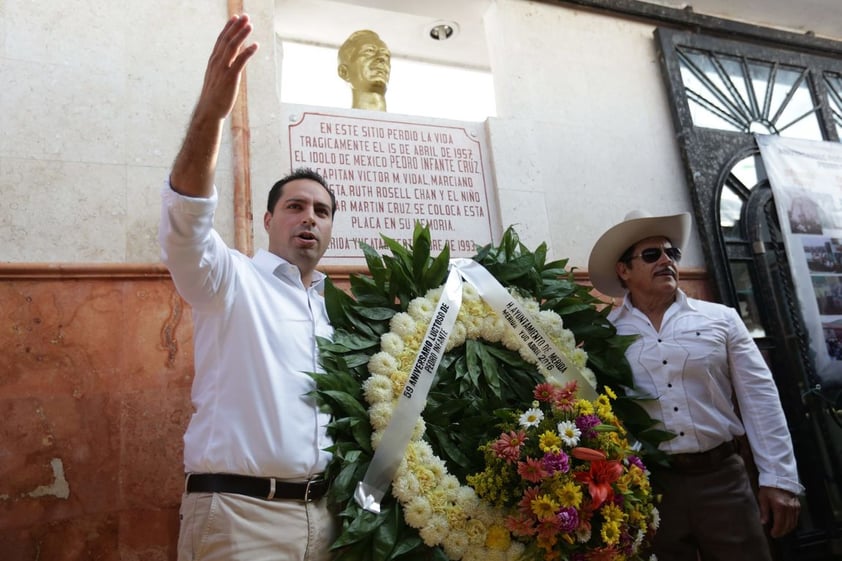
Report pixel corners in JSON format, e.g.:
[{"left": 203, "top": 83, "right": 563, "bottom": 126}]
[
  {"left": 253, "top": 249, "right": 326, "bottom": 291},
  {"left": 615, "top": 288, "right": 693, "bottom": 316}
]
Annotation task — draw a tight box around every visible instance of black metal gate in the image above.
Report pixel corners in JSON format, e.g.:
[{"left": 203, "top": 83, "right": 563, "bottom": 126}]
[{"left": 655, "top": 27, "right": 842, "bottom": 560}]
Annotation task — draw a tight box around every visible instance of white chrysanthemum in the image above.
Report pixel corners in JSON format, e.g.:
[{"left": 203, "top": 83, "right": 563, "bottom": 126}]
[
  {"left": 425, "top": 286, "right": 444, "bottom": 303},
  {"left": 362, "top": 374, "right": 393, "bottom": 405},
  {"left": 462, "top": 313, "right": 485, "bottom": 339},
  {"left": 406, "top": 439, "right": 436, "bottom": 463},
  {"left": 408, "top": 296, "right": 436, "bottom": 322},
  {"left": 500, "top": 327, "right": 523, "bottom": 353},
  {"left": 414, "top": 465, "right": 437, "bottom": 494},
  {"left": 651, "top": 506, "right": 661, "bottom": 530},
  {"left": 506, "top": 541, "right": 526, "bottom": 561},
  {"left": 479, "top": 315, "right": 506, "bottom": 343},
  {"left": 462, "top": 282, "right": 480, "bottom": 302},
  {"left": 486, "top": 550, "right": 507, "bottom": 561},
  {"left": 442, "top": 530, "right": 470, "bottom": 559},
  {"left": 368, "top": 351, "right": 399, "bottom": 377},
  {"left": 418, "top": 514, "right": 449, "bottom": 547},
  {"left": 518, "top": 407, "right": 544, "bottom": 428},
  {"left": 633, "top": 528, "right": 646, "bottom": 550},
  {"left": 461, "top": 545, "right": 486, "bottom": 561},
  {"left": 445, "top": 321, "right": 467, "bottom": 351},
  {"left": 390, "top": 369, "right": 408, "bottom": 396},
  {"left": 557, "top": 328, "right": 577, "bottom": 351},
  {"left": 380, "top": 331, "right": 405, "bottom": 357},
  {"left": 368, "top": 401, "right": 394, "bottom": 431},
  {"left": 391, "top": 470, "right": 421, "bottom": 503},
  {"left": 439, "top": 473, "right": 461, "bottom": 494},
  {"left": 471, "top": 501, "right": 499, "bottom": 526},
  {"left": 516, "top": 342, "right": 538, "bottom": 364},
  {"left": 537, "top": 309, "right": 564, "bottom": 335},
  {"left": 456, "top": 486, "right": 480, "bottom": 512},
  {"left": 404, "top": 495, "right": 434, "bottom": 529},
  {"left": 575, "top": 523, "right": 592, "bottom": 543},
  {"left": 464, "top": 518, "right": 487, "bottom": 545},
  {"left": 557, "top": 420, "right": 582, "bottom": 446},
  {"left": 390, "top": 312, "right": 417, "bottom": 338},
  {"left": 582, "top": 366, "right": 598, "bottom": 389},
  {"left": 411, "top": 417, "right": 427, "bottom": 441},
  {"left": 570, "top": 347, "right": 589, "bottom": 368}
]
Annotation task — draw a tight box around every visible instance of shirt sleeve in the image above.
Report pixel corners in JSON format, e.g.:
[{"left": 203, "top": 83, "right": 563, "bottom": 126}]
[
  {"left": 727, "top": 306, "right": 804, "bottom": 495},
  {"left": 158, "top": 180, "right": 233, "bottom": 309}
]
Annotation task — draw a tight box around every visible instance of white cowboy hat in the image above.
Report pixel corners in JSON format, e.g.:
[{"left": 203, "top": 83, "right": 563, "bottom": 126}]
[{"left": 587, "top": 210, "right": 691, "bottom": 297}]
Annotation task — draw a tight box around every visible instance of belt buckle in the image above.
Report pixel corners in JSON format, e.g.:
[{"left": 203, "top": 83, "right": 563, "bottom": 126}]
[
  {"left": 304, "top": 479, "right": 314, "bottom": 502},
  {"left": 266, "top": 477, "right": 277, "bottom": 500}
]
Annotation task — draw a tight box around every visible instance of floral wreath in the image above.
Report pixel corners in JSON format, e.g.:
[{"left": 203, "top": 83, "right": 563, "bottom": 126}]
[{"left": 313, "top": 226, "right": 669, "bottom": 561}]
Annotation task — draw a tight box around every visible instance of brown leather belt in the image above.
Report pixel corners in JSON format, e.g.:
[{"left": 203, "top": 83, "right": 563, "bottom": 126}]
[
  {"left": 666, "top": 440, "right": 737, "bottom": 473},
  {"left": 186, "top": 473, "right": 328, "bottom": 502}
]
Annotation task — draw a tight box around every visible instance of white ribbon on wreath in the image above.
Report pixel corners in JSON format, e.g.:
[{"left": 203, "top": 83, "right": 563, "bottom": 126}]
[{"left": 354, "top": 258, "right": 598, "bottom": 513}]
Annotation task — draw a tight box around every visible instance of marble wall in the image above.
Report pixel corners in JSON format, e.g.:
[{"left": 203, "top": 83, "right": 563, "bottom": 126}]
[{"left": 0, "top": 266, "right": 192, "bottom": 560}]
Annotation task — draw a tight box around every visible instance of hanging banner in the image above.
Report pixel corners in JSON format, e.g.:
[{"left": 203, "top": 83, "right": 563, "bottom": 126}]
[{"left": 756, "top": 134, "right": 842, "bottom": 388}]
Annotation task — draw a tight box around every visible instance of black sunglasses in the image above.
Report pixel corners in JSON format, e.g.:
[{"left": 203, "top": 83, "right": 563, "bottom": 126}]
[{"left": 629, "top": 247, "right": 682, "bottom": 264}]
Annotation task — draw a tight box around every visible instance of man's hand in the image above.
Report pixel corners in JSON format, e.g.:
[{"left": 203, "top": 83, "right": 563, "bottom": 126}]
[
  {"left": 196, "top": 14, "right": 259, "bottom": 122},
  {"left": 171, "top": 14, "right": 259, "bottom": 198},
  {"left": 758, "top": 486, "right": 801, "bottom": 538}
]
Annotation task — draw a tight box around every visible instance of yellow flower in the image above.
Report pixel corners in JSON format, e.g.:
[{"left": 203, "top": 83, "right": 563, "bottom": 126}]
[
  {"left": 601, "top": 520, "right": 622, "bottom": 545},
  {"left": 530, "top": 494, "right": 559, "bottom": 521},
  {"left": 554, "top": 480, "right": 583, "bottom": 509},
  {"left": 601, "top": 502, "right": 626, "bottom": 525},
  {"left": 576, "top": 399, "right": 595, "bottom": 415},
  {"left": 604, "top": 385, "right": 617, "bottom": 399},
  {"left": 538, "top": 430, "right": 562, "bottom": 452},
  {"left": 485, "top": 524, "right": 511, "bottom": 551}
]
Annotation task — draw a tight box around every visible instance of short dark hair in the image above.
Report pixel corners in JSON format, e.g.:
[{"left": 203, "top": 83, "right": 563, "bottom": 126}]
[{"left": 266, "top": 168, "right": 337, "bottom": 216}]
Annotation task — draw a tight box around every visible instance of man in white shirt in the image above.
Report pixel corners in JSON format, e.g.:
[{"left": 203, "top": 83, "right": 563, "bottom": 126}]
[
  {"left": 588, "top": 210, "right": 802, "bottom": 561},
  {"left": 158, "top": 14, "right": 338, "bottom": 561}
]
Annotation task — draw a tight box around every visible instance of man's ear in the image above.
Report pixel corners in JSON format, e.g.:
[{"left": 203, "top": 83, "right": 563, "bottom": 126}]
[
  {"left": 616, "top": 261, "right": 630, "bottom": 283},
  {"left": 264, "top": 211, "right": 272, "bottom": 232},
  {"left": 337, "top": 64, "right": 348, "bottom": 81}
]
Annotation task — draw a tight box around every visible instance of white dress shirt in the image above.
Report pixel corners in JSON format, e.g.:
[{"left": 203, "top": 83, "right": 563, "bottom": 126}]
[
  {"left": 609, "top": 289, "right": 803, "bottom": 494},
  {"left": 159, "top": 183, "right": 333, "bottom": 479}
]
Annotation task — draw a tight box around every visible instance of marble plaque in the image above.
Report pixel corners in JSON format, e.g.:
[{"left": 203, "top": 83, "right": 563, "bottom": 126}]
[{"left": 282, "top": 105, "right": 501, "bottom": 266}]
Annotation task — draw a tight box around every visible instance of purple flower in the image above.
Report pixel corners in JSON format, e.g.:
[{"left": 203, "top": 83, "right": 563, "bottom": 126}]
[
  {"left": 627, "top": 454, "right": 646, "bottom": 471},
  {"left": 556, "top": 506, "right": 579, "bottom": 533},
  {"left": 575, "top": 414, "right": 601, "bottom": 439},
  {"left": 541, "top": 451, "right": 570, "bottom": 474}
]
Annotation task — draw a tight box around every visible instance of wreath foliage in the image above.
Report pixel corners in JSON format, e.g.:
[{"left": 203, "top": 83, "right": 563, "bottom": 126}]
[{"left": 312, "top": 224, "right": 672, "bottom": 561}]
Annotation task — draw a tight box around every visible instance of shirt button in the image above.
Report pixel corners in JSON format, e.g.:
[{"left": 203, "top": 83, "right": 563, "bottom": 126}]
[
  {"left": 667, "top": 383, "right": 673, "bottom": 388},
  {"left": 679, "top": 431, "right": 685, "bottom": 436},
  {"left": 658, "top": 339, "right": 662, "bottom": 343},
  {"left": 662, "top": 360, "right": 668, "bottom": 365},
  {"left": 674, "top": 406, "right": 679, "bottom": 411}
]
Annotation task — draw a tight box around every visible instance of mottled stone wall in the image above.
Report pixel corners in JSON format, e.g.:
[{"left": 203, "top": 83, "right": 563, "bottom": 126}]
[{"left": 0, "top": 266, "right": 192, "bottom": 560}]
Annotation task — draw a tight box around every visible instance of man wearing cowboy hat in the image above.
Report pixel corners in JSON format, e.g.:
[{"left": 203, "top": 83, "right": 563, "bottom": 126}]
[{"left": 588, "top": 210, "right": 802, "bottom": 560}]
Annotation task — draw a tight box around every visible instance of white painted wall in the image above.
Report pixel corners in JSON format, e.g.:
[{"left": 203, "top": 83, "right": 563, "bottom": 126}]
[
  {"left": 0, "top": 0, "right": 279, "bottom": 262},
  {"left": 484, "top": 0, "right": 698, "bottom": 269},
  {"left": 0, "top": 0, "right": 735, "bottom": 268}
]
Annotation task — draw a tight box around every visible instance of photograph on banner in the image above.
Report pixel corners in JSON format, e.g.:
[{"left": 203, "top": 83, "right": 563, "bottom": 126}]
[{"left": 757, "top": 134, "right": 842, "bottom": 388}]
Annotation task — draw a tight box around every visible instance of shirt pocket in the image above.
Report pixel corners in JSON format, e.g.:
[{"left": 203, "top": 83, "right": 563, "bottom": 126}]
[{"left": 677, "top": 327, "right": 727, "bottom": 370}]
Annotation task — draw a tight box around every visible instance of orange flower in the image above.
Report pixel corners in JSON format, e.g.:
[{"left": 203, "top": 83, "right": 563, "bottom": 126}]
[
  {"left": 573, "top": 459, "right": 623, "bottom": 509},
  {"left": 570, "top": 447, "right": 607, "bottom": 461}
]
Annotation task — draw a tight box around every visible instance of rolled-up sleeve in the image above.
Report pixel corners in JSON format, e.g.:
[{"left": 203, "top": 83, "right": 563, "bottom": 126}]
[{"left": 159, "top": 181, "right": 231, "bottom": 309}]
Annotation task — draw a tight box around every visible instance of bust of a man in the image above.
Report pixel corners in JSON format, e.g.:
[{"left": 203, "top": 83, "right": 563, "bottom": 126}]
[{"left": 337, "top": 30, "right": 391, "bottom": 111}]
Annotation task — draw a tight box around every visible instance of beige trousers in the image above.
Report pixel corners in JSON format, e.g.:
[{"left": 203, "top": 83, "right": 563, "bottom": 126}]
[{"left": 177, "top": 492, "right": 339, "bottom": 561}]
